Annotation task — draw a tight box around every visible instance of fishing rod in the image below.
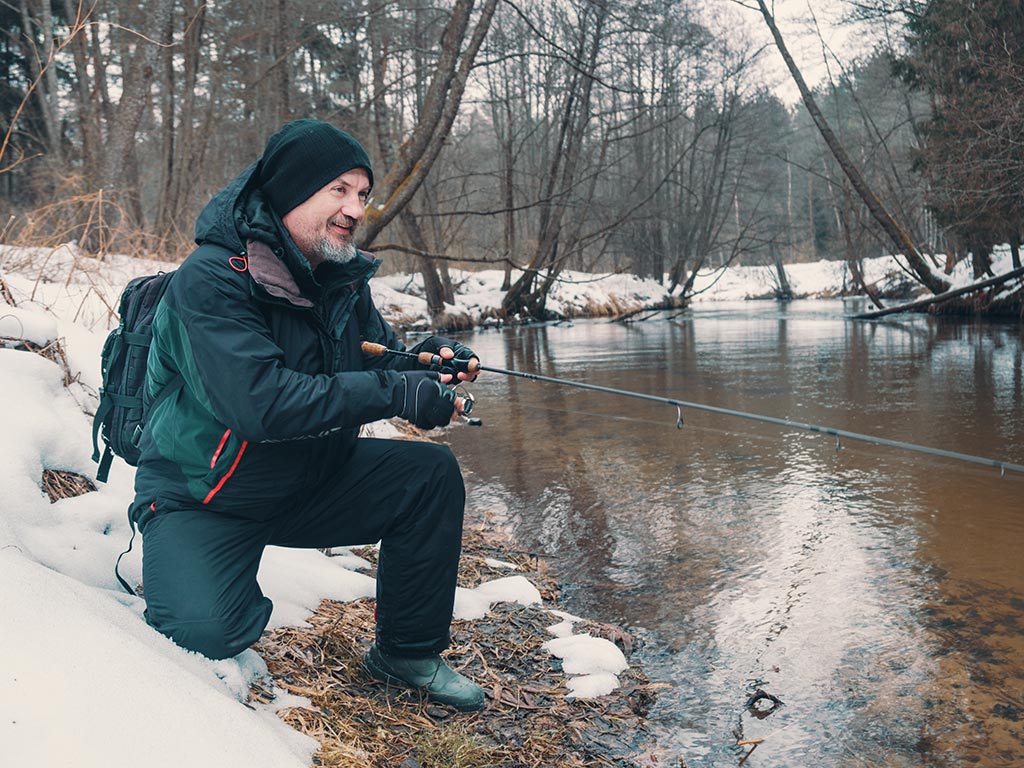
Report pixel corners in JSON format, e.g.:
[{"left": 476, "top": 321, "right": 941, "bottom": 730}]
[{"left": 360, "top": 341, "right": 1024, "bottom": 477}]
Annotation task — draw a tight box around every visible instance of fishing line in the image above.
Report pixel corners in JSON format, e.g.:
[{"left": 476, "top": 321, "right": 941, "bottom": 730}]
[{"left": 361, "top": 342, "right": 1024, "bottom": 477}]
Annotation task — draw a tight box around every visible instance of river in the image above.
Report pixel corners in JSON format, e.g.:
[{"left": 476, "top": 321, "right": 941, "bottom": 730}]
[{"left": 439, "top": 300, "right": 1024, "bottom": 767}]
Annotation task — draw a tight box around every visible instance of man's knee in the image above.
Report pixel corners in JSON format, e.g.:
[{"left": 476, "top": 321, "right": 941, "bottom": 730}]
[
  {"left": 408, "top": 442, "right": 464, "bottom": 496},
  {"left": 146, "top": 597, "right": 272, "bottom": 660},
  {"left": 138, "top": 508, "right": 270, "bottom": 659}
]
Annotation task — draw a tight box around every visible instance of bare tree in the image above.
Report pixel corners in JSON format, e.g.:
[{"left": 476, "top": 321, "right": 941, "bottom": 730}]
[
  {"left": 500, "top": 0, "right": 609, "bottom": 318},
  {"left": 360, "top": 0, "right": 498, "bottom": 318},
  {"left": 101, "top": 0, "right": 176, "bottom": 221},
  {"left": 16, "top": 0, "right": 64, "bottom": 165},
  {"left": 753, "top": 0, "right": 949, "bottom": 293}
]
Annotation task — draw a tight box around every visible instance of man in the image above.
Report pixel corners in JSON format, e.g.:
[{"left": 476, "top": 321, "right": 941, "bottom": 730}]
[{"left": 131, "top": 118, "right": 485, "bottom": 712}]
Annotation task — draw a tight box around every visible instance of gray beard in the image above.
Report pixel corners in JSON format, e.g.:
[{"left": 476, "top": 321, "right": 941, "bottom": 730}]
[{"left": 315, "top": 237, "right": 357, "bottom": 264}]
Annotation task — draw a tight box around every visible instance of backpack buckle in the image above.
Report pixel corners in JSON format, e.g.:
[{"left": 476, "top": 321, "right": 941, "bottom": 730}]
[{"left": 131, "top": 423, "right": 144, "bottom": 448}]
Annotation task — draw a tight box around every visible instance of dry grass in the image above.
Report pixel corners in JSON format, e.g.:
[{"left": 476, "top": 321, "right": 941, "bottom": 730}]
[
  {"left": 41, "top": 468, "right": 96, "bottom": 502},
  {"left": 3, "top": 181, "right": 191, "bottom": 263},
  {"left": 19, "top": 337, "right": 79, "bottom": 386},
  {"left": 0, "top": 275, "right": 14, "bottom": 305},
  {"left": 253, "top": 526, "right": 663, "bottom": 768}
]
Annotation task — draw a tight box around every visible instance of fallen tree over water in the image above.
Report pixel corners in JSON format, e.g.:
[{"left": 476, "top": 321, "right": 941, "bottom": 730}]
[{"left": 852, "top": 265, "right": 1024, "bottom": 320}]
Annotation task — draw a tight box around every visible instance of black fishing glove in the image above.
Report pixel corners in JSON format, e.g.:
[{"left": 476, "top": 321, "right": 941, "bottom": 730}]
[
  {"left": 398, "top": 370, "right": 456, "bottom": 429},
  {"left": 412, "top": 335, "right": 480, "bottom": 383}
]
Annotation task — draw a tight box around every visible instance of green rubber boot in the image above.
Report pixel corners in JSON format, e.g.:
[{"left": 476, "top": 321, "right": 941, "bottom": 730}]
[{"left": 363, "top": 644, "right": 486, "bottom": 712}]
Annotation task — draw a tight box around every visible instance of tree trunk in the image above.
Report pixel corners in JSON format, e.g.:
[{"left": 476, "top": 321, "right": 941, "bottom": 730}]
[
  {"left": 754, "top": 0, "right": 949, "bottom": 294},
  {"left": 358, "top": 0, "right": 498, "bottom": 245},
  {"left": 102, "top": 0, "right": 175, "bottom": 227},
  {"left": 399, "top": 208, "right": 447, "bottom": 316},
  {"left": 63, "top": 0, "right": 100, "bottom": 183},
  {"left": 500, "top": 94, "right": 516, "bottom": 291},
  {"left": 18, "top": 0, "right": 64, "bottom": 163},
  {"left": 971, "top": 239, "right": 993, "bottom": 279},
  {"left": 771, "top": 241, "right": 793, "bottom": 299},
  {"left": 853, "top": 265, "right": 1024, "bottom": 320},
  {"left": 368, "top": 2, "right": 461, "bottom": 322},
  {"left": 154, "top": 0, "right": 208, "bottom": 249}
]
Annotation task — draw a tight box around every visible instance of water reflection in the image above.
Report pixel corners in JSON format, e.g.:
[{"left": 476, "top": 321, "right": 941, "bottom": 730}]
[{"left": 442, "top": 302, "right": 1024, "bottom": 766}]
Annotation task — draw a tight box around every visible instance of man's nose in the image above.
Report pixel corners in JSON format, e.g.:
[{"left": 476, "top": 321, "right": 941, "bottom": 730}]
[{"left": 343, "top": 193, "right": 365, "bottom": 221}]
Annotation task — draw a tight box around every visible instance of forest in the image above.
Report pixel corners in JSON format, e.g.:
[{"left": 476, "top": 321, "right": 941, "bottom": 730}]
[{"left": 2, "top": 0, "right": 1022, "bottom": 321}]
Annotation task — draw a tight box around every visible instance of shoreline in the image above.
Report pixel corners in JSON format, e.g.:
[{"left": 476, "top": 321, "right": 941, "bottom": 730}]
[{"left": 252, "top": 519, "right": 666, "bottom": 767}]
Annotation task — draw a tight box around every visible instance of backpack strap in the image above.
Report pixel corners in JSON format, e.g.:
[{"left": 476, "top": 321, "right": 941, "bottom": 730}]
[
  {"left": 91, "top": 397, "right": 113, "bottom": 464},
  {"left": 96, "top": 446, "right": 116, "bottom": 485},
  {"left": 114, "top": 514, "right": 138, "bottom": 595},
  {"left": 93, "top": 375, "right": 184, "bottom": 483},
  {"left": 92, "top": 394, "right": 122, "bottom": 483}
]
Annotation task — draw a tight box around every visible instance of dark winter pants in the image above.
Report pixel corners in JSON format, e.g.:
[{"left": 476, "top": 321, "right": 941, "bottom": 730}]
[{"left": 138, "top": 439, "right": 465, "bottom": 660}]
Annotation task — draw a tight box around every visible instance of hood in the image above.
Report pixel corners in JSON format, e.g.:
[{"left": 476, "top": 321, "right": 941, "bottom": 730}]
[
  {"left": 194, "top": 161, "right": 258, "bottom": 254},
  {"left": 193, "top": 162, "right": 380, "bottom": 303}
]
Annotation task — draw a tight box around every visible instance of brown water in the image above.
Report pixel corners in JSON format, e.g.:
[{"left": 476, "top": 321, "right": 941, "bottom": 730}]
[{"left": 441, "top": 300, "right": 1024, "bottom": 767}]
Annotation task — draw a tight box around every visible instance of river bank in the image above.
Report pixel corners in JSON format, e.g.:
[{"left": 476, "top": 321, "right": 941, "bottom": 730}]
[
  {"left": 2, "top": 339, "right": 663, "bottom": 768},
  {"left": 269, "top": 421, "right": 668, "bottom": 767},
  {"left": 253, "top": 509, "right": 665, "bottom": 767},
  {"left": 0, "top": 244, "right": 669, "bottom": 768}
]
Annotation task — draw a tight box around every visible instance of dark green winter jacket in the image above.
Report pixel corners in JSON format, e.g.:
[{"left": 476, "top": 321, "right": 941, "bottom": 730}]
[{"left": 132, "top": 162, "right": 416, "bottom": 522}]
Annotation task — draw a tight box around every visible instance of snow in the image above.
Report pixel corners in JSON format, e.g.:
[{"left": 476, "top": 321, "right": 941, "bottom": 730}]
[
  {"left": 1, "top": 240, "right": 1017, "bottom": 766},
  {"left": 543, "top": 634, "right": 629, "bottom": 699},
  {"left": 376, "top": 245, "right": 1018, "bottom": 318},
  {"left": 546, "top": 609, "right": 585, "bottom": 639},
  {"left": 454, "top": 574, "right": 542, "bottom": 620}
]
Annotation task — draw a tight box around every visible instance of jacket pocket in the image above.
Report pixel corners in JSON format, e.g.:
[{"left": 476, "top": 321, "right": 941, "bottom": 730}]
[{"left": 202, "top": 428, "right": 249, "bottom": 505}]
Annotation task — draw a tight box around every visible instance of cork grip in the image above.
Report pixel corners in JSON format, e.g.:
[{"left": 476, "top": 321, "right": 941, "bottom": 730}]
[{"left": 360, "top": 340, "right": 460, "bottom": 370}]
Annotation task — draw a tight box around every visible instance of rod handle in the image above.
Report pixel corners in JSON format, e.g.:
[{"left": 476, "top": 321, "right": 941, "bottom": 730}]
[{"left": 360, "top": 340, "right": 445, "bottom": 368}]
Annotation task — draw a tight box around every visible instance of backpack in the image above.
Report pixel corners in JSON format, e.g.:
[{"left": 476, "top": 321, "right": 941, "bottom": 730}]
[{"left": 91, "top": 271, "right": 183, "bottom": 482}]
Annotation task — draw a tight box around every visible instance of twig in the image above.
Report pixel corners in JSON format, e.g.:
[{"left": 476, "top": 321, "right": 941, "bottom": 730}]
[
  {"left": 0, "top": 277, "right": 15, "bottom": 306},
  {"left": 738, "top": 740, "right": 761, "bottom": 766}
]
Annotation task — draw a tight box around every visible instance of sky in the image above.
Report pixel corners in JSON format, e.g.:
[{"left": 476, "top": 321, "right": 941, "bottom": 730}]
[
  {"left": 0, "top": 241, "right": 1011, "bottom": 767},
  {"left": 724, "top": 0, "right": 882, "bottom": 104}
]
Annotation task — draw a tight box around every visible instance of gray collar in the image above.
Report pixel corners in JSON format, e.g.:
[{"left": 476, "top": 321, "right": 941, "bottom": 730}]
[{"left": 245, "top": 239, "right": 313, "bottom": 307}]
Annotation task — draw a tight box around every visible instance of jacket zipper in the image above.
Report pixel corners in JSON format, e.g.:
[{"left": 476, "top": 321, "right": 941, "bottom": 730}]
[
  {"left": 209, "top": 428, "right": 231, "bottom": 468},
  {"left": 203, "top": 431, "right": 249, "bottom": 505}
]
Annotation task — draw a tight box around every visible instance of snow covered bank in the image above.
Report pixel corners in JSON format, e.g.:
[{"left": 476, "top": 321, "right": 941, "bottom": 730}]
[
  {"left": 2, "top": 240, "right": 1017, "bottom": 766},
  {"left": 374, "top": 245, "right": 1020, "bottom": 324},
  {"left": 3, "top": 241, "right": 1017, "bottom": 335},
  {"left": 0, "top": 244, "right": 640, "bottom": 768}
]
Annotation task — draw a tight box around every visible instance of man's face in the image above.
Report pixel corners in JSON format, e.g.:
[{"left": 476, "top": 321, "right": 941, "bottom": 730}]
[{"left": 282, "top": 168, "right": 371, "bottom": 268}]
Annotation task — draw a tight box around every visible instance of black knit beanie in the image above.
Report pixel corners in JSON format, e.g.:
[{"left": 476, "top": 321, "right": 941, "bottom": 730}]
[{"left": 257, "top": 119, "right": 374, "bottom": 217}]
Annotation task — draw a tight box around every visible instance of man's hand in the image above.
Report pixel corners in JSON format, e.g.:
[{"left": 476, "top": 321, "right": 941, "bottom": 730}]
[
  {"left": 398, "top": 371, "right": 456, "bottom": 429},
  {"left": 415, "top": 336, "right": 480, "bottom": 385}
]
